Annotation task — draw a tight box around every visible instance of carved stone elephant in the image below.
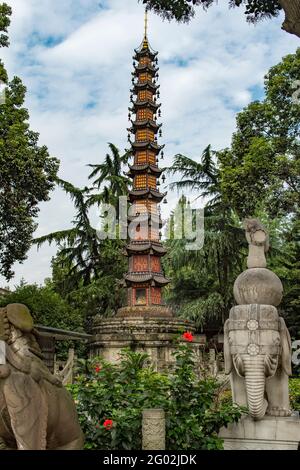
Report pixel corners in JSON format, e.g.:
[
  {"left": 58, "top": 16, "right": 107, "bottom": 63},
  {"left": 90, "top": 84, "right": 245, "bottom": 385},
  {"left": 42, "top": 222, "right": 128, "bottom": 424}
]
[
  {"left": 0, "top": 303, "right": 84, "bottom": 450},
  {"left": 224, "top": 304, "right": 292, "bottom": 420}
]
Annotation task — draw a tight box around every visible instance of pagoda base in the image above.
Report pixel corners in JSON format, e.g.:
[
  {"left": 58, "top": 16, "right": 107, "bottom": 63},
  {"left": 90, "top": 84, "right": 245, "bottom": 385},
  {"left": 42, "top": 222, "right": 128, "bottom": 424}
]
[
  {"left": 89, "top": 313, "right": 206, "bottom": 371},
  {"left": 116, "top": 305, "right": 173, "bottom": 318}
]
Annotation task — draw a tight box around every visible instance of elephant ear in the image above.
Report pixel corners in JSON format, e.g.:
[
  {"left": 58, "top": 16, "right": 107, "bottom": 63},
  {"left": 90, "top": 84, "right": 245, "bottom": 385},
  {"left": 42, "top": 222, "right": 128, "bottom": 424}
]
[
  {"left": 224, "top": 319, "right": 233, "bottom": 375},
  {"left": 279, "top": 317, "right": 292, "bottom": 376},
  {"left": 3, "top": 371, "right": 48, "bottom": 450}
]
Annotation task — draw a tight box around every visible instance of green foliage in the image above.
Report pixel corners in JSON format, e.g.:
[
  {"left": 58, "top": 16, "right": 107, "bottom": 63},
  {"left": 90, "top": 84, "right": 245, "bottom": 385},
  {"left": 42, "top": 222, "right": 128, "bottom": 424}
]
[
  {"left": 217, "top": 51, "right": 300, "bottom": 343},
  {"left": 0, "top": 3, "right": 11, "bottom": 47},
  {"left": 165, "top": 147, "right": 245, "bottom": 329},
  {"left": 277, "top": 218, "right": 300, "bottom": 349},
  {"left": 139, "top": 0, "right": 281, "bottom": 23},
  {"left": 51, "top": 259, "right": 126, "bottom": 327},
  {"left": 87, "top": 143, "right": 131, "bottom": 218},
  {"left": 0, "top": 282, "right": 84, "bottom": 357},
  {"left": 34, "top": 144, "right": 129, "bottom": 324},
  {"left": 70, "top": 345, "right": 243, "bottom": 450},
  {"left": 0, "top": 281, "right": 82, "bottom": 329},
  {"left": 219, "top": 49, "right": 300, "bottom": 219},
  {"left": 166, "top": 344, "right": 243, "bottom": 450},
  {"left": 289, "top": 379, "right": 300, "bottom": 412},
  {"left": 0, "top": 5, "right": 59, "bottom": 279}
]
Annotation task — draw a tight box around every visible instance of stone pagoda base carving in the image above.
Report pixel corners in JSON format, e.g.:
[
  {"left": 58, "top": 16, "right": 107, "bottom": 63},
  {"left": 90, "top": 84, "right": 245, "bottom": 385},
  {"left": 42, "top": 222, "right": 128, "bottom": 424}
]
[
  {"left": 219, "top": 413, "right": 300, "bottom": 450},
  {"left": 89, "top": 308, "right": 205, "bottom": 371}
]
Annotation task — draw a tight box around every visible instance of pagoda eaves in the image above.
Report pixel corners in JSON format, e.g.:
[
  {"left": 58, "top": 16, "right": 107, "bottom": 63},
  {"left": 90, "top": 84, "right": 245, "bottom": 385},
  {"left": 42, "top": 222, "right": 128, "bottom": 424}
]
[{"left": 124, "top": 27, "right": 169, "bottom": 308}]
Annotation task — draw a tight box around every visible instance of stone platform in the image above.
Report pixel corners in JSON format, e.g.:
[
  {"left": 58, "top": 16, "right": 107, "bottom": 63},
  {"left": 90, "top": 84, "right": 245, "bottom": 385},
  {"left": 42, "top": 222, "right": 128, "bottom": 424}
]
[
  {"left": 89, "top": 309, "right": 206, "bottom": 371},
  {"left": 219, "top": 413, "right": 300, "bottom": 450}
]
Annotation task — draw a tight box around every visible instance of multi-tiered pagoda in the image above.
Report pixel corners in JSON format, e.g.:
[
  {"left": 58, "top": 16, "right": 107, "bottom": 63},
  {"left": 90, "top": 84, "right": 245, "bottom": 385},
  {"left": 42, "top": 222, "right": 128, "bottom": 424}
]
[
  {"left": 118, "top": 12, "right": 171, "bottom": 316},
  {"left": 91, "top": 13, "right": 204, "bottom": 365}
]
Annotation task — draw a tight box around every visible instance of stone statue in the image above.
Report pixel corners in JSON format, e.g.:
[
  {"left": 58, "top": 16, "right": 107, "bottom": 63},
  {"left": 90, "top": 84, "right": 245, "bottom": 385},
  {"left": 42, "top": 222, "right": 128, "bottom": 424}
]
[
  {"left": 0, "top": 304, "right": 84, "bottom": 450},
  {"left": 224, "top": 219, "right": 292, "bottom": 420}
]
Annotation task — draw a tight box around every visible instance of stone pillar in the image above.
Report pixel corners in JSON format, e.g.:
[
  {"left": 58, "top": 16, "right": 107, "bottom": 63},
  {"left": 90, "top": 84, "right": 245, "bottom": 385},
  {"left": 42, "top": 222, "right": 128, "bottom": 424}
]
[
  {"left": 220, "top": 219, "right": 300, "bottom": 449},
  {"left": 209, "top": 348, "right": 217, "bottom": 375},
  {"left": 142, "top": 409, "right": 165, "bottom": 450}
]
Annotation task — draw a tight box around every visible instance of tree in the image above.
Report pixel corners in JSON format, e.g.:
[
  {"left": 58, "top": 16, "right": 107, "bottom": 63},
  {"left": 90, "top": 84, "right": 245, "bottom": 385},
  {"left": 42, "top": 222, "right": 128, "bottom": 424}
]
[
  {"left": 217, "top": 51, "right": 300, "bottom": 345},
  {"left": 0, "top": 3, "right": 11, "bottom": 47},
  {"left": 87, "top": 143, "right": 130, "bottom": 218},
  {"left": 35, "top": 178, "right": 105, "bottom": 288},
  {"left": 0, "top": 281, "right": 83, "bottom": 331},
  {"left": 274, "top": 217, "right": 300, "bottom": 342},
  {"left": 0, "top": 281, "right": 84, "bottom": 358},
  {"left": 140, "top": 0, "right": 300, "bottom": 39},
  {"left": 0, "top": 3, "right": 59, "bottom": 279},
  {"left": 70, "top": 345, "right": 243, "bottom": 450},
  {"left": 34, "top": 177, "right": 126, "bottom": 301},
  {"left": 165, "top": 146, "right": 245, "bottom": 331},
  {"left": 50, "top": 241, "right": 126, "bottom": 324},
  {"left": 35, "top": 142, "right": 130, "bottom": 323},
  {"left": 219, "top": 49, "right": 300, "bottom": 219}
]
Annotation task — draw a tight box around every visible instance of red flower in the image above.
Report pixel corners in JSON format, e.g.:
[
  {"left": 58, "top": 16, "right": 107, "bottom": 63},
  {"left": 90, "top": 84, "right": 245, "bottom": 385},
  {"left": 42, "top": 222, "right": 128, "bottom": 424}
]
[
  {"left": 95, "top": 364, "right": 101, "bottom": 373},
  {"left": 182, "top": 331, "right": 194, "bottom": 342},
  {"left": 103, "top": 419, "right": 113, "bottom": 430}
]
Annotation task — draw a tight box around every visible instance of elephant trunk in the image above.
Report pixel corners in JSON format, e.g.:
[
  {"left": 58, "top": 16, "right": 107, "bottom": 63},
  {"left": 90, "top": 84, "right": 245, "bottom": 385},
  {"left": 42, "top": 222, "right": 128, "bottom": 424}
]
[{"left": 243, "top": 355, "right": 267, "bottom": 420}]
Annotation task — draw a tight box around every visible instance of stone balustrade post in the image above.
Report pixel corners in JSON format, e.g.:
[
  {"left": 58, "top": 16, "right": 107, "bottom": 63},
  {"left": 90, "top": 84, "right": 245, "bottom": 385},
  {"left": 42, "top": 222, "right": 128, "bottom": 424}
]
[{"left": 142, "top": 409, "right": 165, "bottom": 450}]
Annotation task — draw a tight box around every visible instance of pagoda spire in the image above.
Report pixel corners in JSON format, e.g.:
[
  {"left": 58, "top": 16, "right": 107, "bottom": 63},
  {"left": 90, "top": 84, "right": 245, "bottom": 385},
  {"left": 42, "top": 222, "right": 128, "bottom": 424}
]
[
  {"left": 143, "top": 8, "right": 149, "bottom": 48},
  {"left": 122, "top": 13, "right": 171, "bottom": 313}
]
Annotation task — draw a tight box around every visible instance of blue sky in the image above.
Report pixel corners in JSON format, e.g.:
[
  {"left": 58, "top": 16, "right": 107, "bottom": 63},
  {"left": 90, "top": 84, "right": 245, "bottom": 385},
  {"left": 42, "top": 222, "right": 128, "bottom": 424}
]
[{"left": 0, "top": 0, "right": 298, "bottom": 287}]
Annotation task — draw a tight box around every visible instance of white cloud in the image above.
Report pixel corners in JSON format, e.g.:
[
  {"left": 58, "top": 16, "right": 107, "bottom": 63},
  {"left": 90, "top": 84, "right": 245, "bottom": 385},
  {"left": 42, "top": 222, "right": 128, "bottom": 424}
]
[{"left": 0, "top": 0, "right": 298, "bottom": 287}]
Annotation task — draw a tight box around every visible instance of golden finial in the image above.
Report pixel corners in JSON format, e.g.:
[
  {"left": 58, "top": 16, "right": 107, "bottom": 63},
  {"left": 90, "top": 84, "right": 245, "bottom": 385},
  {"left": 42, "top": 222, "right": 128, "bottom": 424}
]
[{"left": 143, "top": 8, "right": 149, "bottom": 48}]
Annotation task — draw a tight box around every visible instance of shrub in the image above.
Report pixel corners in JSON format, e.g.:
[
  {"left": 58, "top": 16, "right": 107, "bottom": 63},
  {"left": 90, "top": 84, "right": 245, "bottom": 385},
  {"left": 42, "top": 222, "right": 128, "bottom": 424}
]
[
  {"left": 290, "top": 378, "right": 300, "bottom": 412},
  {"left": 0, "top": 282, "right": 83, "bottom": 358},
  {"left": 69, "top": 343, "right": 243, "bottom": 450}
]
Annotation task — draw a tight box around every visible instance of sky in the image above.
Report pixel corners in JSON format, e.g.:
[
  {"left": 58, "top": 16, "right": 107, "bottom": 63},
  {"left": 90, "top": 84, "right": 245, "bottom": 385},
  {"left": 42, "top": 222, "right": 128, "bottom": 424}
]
[{"left": 0, "top": 0, "right": 298, "bottom": 288}]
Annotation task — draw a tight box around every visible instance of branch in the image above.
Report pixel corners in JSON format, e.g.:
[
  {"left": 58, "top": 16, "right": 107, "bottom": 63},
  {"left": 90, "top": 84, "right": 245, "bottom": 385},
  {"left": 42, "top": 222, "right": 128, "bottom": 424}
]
[{"left": 279, "top": 0, "right": 300, "bottom": 38}]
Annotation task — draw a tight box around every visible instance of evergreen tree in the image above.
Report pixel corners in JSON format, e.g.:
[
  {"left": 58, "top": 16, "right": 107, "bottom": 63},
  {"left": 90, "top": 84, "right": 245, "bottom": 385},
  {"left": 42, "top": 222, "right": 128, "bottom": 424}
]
[
  {"left": 87, "top": 143, "right": 130, "bottom": 218},
  {"left": 140, "top": 1, "right": 300, "bottom": 39},
  {"left": 34, "top": 144, "right": 129, "bottom": 324},
  {"left": 0, "top": 3, "right": 59, "bottom": 279},
  {"left": 165, "top": 146, "right": 245, "bottom": 332},
  {"left": 219, "top": 49, "right": 300, "bottom": 219}
]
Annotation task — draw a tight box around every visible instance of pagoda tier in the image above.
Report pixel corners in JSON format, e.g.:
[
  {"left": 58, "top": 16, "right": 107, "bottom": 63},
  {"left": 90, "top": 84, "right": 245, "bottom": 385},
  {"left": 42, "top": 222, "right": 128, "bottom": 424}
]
[
  {"left": 127, "top": 212, "right": 163, "bottom": 227},
  {"left": 128, "top": 119, "right": 162, "bottom": 132},
  {"left": 125, "top": 241, "right": 167, "bottom": 256},
  {"left": 123, "top": 24, "right": 170, "bottom": 309},
  {"left": 126, "top": 163, "right": 164, "bottom": 177},
  {"left": 129, "top": 99, "right": 161, "bottom": 112},
  {"left": 125, "top": 273, "right": 169, "bottom": 286},
  {"left": 133, "top": 42, "right": 158, "bottom": 61},
  {"left": 132, "top": 63, "right": 158, "bottom": 75},
  {"left": 129, "top": 188, "right": 166, "bottom": 202},
  {"left": 130, "top": 82, "right": 159, "bottom": 95},
  {"left": 131, "top": 141, "right": 164, "bottom": 153}
]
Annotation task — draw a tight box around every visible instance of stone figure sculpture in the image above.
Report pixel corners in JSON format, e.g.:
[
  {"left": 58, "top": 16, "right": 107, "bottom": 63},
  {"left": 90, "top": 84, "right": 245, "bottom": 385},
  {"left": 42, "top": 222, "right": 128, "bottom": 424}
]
[
  {"left": 224, "top": 219, "right": 292, "bottom": 420},
  {"left": 0, "top": 303, "right": 84, "bottom": 450}
]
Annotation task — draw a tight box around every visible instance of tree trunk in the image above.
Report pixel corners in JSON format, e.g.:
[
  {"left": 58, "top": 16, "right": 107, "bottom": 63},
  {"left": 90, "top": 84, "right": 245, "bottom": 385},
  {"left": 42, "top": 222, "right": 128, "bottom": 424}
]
[{"left": 279, "top": 0, "right": 300, "bottom": 38}]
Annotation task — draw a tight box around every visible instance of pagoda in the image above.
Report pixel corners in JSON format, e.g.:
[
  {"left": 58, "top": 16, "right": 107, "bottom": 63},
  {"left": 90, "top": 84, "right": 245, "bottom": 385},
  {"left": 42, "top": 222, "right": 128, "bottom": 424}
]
[
  {"left": 90, "top": 13, "right": 205, "bottom": 367},
  {"left": 118, "top": 10, "right": 171, "bottom": 317}
]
